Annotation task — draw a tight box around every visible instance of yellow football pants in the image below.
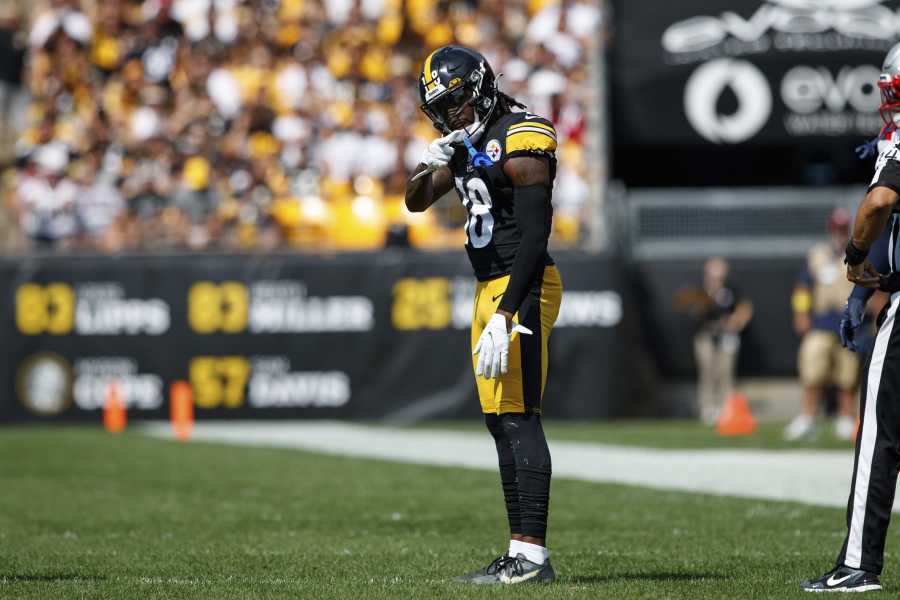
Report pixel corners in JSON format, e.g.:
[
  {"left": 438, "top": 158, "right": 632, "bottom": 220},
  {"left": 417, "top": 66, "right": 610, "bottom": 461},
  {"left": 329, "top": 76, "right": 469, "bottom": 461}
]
[{"left": 471, "top": 265, "right": 563, "bottom": 414}]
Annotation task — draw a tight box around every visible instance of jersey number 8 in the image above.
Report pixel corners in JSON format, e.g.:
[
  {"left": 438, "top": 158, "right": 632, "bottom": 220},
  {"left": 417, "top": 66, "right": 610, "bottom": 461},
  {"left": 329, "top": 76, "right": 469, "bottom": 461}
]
[{"left": 455, "top": 177, "right": 494, "bottom": 248}]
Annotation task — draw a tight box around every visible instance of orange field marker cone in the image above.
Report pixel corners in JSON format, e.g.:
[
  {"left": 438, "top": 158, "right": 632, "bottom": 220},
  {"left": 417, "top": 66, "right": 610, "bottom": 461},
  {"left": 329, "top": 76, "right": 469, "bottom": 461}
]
[
  {"left": 170, "top": 380, "right": 194, "bottom": 442},
  {"left": 103, "top": 379, "right": 127, "bottom": 433},
  {"left": 716, "top": 391, "right": 757, "bottom": 436}
]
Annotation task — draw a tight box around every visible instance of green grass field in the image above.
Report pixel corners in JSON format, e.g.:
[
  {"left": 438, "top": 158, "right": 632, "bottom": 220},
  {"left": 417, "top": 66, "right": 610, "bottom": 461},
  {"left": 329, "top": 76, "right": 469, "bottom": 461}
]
[
  {"left": 422, "top": 419, "right": 858, "bottom": 450},
  {"left": 0, "top": 423, "right": 889, "bottom": 599}
]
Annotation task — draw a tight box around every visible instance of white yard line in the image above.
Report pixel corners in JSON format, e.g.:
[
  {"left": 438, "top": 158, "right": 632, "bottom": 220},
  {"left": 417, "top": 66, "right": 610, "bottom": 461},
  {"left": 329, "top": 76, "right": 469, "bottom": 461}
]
[{"left": 141, "top": 421, "right": 886, "bottom": 510}]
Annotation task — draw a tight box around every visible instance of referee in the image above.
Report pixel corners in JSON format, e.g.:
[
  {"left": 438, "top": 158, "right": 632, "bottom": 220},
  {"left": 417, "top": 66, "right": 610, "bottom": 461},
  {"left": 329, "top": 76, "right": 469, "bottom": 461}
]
[{"left": 800, "top": 42, "right": 900, "bottom": 593}]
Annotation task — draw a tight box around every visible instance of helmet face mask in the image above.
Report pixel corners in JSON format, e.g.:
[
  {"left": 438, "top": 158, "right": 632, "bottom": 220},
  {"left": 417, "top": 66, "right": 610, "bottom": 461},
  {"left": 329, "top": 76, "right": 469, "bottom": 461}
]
[
  {"left": 879, "top": 74, "right": 900, "bottom": 126},
  {"left": 421, "top": 85, "right": 474, "bottom": 133},
  {"left": 418, "top": 45, "right": 498, "bottom": 140}
]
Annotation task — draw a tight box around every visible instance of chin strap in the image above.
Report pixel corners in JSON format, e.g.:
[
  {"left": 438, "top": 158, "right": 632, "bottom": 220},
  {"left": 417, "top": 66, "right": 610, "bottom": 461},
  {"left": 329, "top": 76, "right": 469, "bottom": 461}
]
[
  {"left": 460, "top": 99, "right": 488, "bottom": 144},
  {"left": 463, "top": 116, "right": 485, "bottom": 144}
]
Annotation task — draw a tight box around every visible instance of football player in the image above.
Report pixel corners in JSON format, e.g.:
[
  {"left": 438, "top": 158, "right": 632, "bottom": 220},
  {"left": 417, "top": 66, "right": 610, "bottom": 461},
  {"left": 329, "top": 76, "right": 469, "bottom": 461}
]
[
  {"left": 801, "top": 41, "right": 900, "bottom": 593},
  {"left": 405, "top": 45, "right": 562, "bottom": 585}
]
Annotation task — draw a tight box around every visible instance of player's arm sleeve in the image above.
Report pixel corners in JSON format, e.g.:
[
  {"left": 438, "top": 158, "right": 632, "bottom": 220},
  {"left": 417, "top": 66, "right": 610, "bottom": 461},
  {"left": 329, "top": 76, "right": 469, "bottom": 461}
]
[
  {"left": 496, "top": 116, "right": 558, "bottom": 315},
  {"left": 497, "top": 184, "right": 552, "bottom": 315},
  {"left": 850, "top": 222, "right": 892, "bottom": 301}
]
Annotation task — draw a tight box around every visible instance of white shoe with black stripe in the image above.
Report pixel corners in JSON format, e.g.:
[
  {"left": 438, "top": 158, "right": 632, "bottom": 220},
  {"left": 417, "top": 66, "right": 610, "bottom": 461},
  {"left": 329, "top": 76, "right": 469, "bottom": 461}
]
[{"left": 800, "top": 565, "right": 882, "bottom": 592}]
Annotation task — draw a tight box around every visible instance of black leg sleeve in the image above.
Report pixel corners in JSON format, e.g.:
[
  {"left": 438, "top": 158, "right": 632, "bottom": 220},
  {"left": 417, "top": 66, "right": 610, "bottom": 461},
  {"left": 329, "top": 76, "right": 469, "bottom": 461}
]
[
  {"left": 485, "top": 413, "right": 521, "bottom": 535},
  {"left": 500, "top": 412, "right": 552, "bottom": 539}
]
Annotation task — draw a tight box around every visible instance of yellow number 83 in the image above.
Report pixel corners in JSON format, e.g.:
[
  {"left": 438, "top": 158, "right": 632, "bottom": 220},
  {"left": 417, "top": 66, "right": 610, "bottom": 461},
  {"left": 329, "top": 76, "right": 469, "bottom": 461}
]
[{"left": 15, "top": 283, "right": 75, "bottom": 335}]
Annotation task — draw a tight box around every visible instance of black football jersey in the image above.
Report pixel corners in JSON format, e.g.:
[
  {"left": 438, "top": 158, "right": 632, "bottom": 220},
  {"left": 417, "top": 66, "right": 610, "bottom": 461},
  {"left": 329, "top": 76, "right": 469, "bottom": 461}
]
[
  {"left": 869, "top": 141, "right": 900, "bottom": 273},
  {"left": 447, "top": 111, "right": 558, "bottom": 281},
  {"left": 871, "top": 142, "right": 900, "bottom": 197}
]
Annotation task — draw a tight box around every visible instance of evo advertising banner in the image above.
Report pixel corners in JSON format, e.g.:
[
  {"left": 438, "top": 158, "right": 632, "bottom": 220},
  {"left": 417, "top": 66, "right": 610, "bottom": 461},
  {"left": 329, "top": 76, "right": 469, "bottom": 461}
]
[{"left": 612, "top": 0, "right": 900, "bottom": 146}]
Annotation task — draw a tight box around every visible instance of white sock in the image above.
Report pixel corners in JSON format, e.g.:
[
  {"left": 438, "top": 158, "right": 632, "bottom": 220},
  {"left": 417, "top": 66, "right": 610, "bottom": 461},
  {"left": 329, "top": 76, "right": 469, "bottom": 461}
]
[{"left": 509, "top": 540, "right": 549, "bottom": 565}]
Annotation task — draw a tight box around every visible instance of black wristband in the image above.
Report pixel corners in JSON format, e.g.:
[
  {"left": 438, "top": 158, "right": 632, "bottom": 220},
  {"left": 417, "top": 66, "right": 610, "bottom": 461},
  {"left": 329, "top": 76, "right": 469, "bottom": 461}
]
[{"left": 844, "top": 241, "right": 868, "bottom": 266}]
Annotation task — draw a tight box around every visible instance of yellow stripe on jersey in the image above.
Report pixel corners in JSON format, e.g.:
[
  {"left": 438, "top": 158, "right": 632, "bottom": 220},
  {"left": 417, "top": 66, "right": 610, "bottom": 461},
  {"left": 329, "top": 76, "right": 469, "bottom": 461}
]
[
  {"left": 506, "top": 130, "right": 558, "bottom": 154},
  {"left": 508, "top": 127, "right": 557, "bottom": 141},
  {"left": 508, "top": 121, "right": 556, "bottom": 135},
  {"left": 422, "top": 50, "right": 438, "bottom": 92}
]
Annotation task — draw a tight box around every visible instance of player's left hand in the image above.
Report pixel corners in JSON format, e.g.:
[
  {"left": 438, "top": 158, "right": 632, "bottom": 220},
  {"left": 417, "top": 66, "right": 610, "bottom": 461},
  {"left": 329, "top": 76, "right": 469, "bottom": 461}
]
[
  {"left": 473, "top": 313, "right": 533, "bottom": 379},
  {"left": 847, "top": 259, "right": 881, "bottom": 288}
]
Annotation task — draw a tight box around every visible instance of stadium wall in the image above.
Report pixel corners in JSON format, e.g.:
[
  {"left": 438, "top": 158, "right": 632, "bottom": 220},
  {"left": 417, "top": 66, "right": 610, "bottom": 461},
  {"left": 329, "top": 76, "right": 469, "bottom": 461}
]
[
  {"left": 632, "top": 256, "right": 805, "bottom": 379},
  {"left": 1, "top": 251, "right": 657, "bottom": 423}
]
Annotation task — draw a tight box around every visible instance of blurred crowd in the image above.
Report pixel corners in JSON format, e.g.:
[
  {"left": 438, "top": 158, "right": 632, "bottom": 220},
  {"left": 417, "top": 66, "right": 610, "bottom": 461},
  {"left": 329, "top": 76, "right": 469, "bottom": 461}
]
[{"left": 0, "top": 0, "right": 601, "bottom": 253}]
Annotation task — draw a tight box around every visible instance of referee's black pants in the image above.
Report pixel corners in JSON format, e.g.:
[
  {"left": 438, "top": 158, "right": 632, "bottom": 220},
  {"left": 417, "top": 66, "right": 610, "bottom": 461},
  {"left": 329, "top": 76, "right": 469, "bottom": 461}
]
[{"left": 837, "top": 295, "right": 900, "bottom": 574}]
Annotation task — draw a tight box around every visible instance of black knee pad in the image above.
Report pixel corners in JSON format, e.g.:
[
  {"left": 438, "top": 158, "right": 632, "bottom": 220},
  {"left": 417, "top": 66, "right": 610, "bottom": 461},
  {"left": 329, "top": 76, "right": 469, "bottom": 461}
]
[
  {"left": 485, "top": 413, "right": 505, "bottom": 440},
  {"left": 499, "top": 412, "right": 552, "bottom": 474}
]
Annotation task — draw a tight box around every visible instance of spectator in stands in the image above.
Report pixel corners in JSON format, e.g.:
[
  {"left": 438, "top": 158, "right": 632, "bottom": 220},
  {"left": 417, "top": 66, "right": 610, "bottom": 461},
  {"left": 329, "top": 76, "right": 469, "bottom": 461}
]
[
  {"left": 72, "top": 145, "right": 125, "bottom": 251},
  {"left": 11, "top": 142, "right": 79, "bottom": 249},
  {"left": 1, "top": 0, "right": 601, "bottom": 252},
  {"left": 784, "top": 208, "right": 859, "bottom": 441},
  {"left": 675, "top": 257, "right": 754, "bottom": 424}
]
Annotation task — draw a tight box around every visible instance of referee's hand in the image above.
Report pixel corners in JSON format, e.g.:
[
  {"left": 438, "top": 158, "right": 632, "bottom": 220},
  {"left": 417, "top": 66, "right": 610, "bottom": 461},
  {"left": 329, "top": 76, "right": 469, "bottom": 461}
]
[{"left": 848, "top": 259, "right": 880, "bottom": 288}]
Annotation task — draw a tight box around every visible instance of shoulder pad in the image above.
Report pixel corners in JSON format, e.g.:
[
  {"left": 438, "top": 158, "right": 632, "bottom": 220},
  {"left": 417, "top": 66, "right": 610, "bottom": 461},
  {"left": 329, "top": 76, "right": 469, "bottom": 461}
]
[{"left": 504, "top": 112, "right": 557, "bottom": 156}]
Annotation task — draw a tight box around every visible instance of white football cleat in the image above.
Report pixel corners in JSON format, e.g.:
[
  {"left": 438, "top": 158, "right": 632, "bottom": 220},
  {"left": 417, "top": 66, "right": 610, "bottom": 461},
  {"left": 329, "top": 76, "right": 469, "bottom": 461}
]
[
  {"left": 784, "top": 414, "right": 816, "bottom": 441},
  {"left": 834, "top": 415, "right": 857, "bottom": 441}
]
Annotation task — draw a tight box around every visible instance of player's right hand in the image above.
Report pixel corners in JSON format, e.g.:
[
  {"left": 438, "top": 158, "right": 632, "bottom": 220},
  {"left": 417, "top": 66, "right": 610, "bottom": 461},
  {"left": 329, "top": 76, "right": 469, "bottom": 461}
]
[
  {"left": 473, "top": 313, "right": 533, "bottom": 379},
  {"left": 840, "top": 297, "right": 866, "bottom": 353},
  {"left": 420, "top": 130, "right": 464, "bottom": 172}
]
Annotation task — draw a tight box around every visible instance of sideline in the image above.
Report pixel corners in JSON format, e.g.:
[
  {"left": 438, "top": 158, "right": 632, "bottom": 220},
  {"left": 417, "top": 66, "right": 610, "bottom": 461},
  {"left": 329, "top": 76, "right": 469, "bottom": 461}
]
[{"left": 141, "top": 421, "right": 874, "bottom": 510}]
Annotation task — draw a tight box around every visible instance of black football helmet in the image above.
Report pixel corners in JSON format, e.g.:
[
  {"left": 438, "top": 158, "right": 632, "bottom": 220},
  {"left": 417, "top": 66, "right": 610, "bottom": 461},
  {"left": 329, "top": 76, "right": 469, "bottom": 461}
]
[{"left": 418, "top": 45, "right": 499, "bottom": 140}]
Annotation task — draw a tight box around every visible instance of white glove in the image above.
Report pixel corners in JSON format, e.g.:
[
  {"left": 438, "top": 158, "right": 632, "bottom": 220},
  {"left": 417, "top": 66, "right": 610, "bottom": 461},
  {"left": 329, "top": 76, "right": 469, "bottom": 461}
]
[
  {"left": 473, "top": 314, "right": 533, "bottom": 379},
  {"left": 420, "top": 130, "right": 464, "bottom": 172}
]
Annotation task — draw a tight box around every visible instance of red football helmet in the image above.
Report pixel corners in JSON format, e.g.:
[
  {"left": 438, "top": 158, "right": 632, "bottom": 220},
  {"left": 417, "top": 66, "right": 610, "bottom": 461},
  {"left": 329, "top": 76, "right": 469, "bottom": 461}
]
[{"left": 878, "top": 42, "right": 900, "bottom": 126}]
